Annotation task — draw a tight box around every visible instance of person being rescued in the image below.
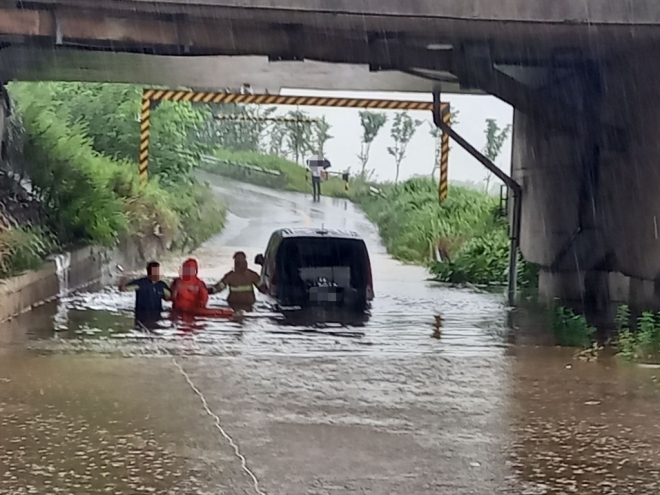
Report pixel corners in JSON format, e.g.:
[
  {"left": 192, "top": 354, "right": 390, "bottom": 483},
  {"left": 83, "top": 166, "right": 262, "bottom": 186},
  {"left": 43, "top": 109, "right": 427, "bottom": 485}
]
[
  {"left": 210, "top": 251, "right": 266, "bottom": 311},
  {"left": 170, "top": 258, "right": 209, "bottom": 314}
]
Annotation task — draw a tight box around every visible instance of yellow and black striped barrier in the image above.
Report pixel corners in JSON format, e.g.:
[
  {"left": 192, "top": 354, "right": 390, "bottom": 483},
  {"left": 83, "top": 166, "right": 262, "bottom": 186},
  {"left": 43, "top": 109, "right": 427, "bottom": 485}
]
[
  {"left": 142, "top": 88, "right": 445, "bottom": 110},
  {"left": 439, "top": 105, "right": 451, "bottom": 203},
  {"left": 139, "top": 92, "right": 151, "bottom": 183},
  {"left": 138, "top": 88, "right": 450, "bottom": 185}
]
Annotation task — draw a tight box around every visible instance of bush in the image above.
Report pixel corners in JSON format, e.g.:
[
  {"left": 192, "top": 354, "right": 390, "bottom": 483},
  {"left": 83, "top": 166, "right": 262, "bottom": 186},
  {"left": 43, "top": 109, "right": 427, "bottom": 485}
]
[
  {"left": 355, "top": 177, "right": 538, "bottom": 287},
  {"left": 549, "top": 303, "right": 596, "bottom": 348},
  {"left": 616, "top": 305, "right": 660, "bottom": 363},
  {"left": 0, "top": 226, "right": 57, "bottom": 278},
  {"left": 170, "top": 182, "right": 227, "bottom": 253},
  {"left": 431, "top": 229, "right": 509, "bottom": 285},
  {"left": 7, "top": 82, "right": 226, "bottom": 264},
  {"left": 358, "top": 179, "right": 500, "bottom": 262},
  {"left": 16, "top": 82, "right": 212, "bottom": 183},
  {"left": 13, "top": 86, "right": 128, "bottom": 245}
]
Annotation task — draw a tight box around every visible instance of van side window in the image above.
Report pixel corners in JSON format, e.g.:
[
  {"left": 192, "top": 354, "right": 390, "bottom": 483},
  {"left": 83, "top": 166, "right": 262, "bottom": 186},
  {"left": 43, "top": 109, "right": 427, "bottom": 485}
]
[{"left": 264, "top": 234, "right": 281, "bottom": 278}]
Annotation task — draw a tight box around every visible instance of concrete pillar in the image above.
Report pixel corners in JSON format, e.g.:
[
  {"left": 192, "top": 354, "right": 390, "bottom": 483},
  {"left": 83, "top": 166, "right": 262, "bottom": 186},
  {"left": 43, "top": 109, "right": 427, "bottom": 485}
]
[
  {"left": 598, "top": 53, "right": 660, "bottom": 283},
  {"left": 514, "top": 52, "right": 660, "bottom": 310},
  {"left": 0, "top": 84, "right": 8, "bottom": 163},
  {"left": 512, "top": 109, "right": 583, "bottom": 268}
]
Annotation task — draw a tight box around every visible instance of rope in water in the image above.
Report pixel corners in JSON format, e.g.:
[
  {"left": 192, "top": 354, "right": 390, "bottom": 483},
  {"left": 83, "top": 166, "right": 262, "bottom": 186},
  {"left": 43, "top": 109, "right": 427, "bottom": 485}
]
[{"left": 171, "top": 356, "right": 267, "bottom": 495}]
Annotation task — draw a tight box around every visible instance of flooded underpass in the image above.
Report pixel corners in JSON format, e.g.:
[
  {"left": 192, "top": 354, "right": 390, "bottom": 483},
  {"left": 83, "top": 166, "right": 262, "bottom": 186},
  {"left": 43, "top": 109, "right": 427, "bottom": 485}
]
[{"left": 3, "top": 174, "right": 660, "bottom": 494}]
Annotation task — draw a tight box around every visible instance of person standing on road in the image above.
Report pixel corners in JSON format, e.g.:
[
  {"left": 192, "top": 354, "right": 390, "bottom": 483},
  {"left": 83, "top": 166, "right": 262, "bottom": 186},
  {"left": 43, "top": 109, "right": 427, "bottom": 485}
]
[
  {"left": 119, "top": 261, "right": 171, "bottom": 328},
  {"left": 210, "top": 251, "right": 265, "bottom": 311},
  {"left": 307, "top": 157, "right": 323, "bottom": 202}
]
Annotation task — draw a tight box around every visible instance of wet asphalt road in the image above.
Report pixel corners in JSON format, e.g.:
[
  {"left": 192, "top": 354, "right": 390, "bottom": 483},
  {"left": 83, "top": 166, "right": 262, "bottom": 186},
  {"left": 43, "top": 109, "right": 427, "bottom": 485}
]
[{"left": 3, "top": 174, "right": 660, "bottom": 494}]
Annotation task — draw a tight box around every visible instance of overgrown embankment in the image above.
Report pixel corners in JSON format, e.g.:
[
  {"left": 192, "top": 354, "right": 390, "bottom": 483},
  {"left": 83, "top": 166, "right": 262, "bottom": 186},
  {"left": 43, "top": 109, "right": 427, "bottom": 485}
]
[
  {"left": 0, "top": 82, "right": 227, "bottom": 277},
  {"left": 200, "top": 148, "right": 350, "bottom": 198},
  {"left": 354, "top": 177, "right": 537, "bottom": 287}
]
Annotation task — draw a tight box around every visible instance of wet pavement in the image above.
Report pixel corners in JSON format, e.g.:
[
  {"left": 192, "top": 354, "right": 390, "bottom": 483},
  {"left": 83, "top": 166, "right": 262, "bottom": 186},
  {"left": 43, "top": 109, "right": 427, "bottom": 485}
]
[{"left": 2, "top": 174, "right": 660, "bottom": 494}]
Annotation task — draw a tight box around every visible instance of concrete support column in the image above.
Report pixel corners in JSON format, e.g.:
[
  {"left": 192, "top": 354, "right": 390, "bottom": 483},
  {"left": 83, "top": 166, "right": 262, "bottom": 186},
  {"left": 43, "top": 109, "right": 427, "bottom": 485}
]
[
  {"left": 512, "top": 109, "right": 582, "bottom": 269},
  {"left": 598, "top": 54, "right": 660, "bottom": 284},
  {"left": 514, "top": 52, "right": 660, "bottom": 311},
  {"left": 0, "top": 84, "right": 8, "bottom": 163}
]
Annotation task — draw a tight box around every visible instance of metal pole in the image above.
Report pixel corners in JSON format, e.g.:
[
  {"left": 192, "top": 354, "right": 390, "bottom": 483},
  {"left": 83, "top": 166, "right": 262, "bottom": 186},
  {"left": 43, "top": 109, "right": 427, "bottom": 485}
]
[
  {"left": 507, "top": 187, "right": 522, "bottom": 306},
  {"left": 432, "top": 90, "right": 523, "bottom": 305}
]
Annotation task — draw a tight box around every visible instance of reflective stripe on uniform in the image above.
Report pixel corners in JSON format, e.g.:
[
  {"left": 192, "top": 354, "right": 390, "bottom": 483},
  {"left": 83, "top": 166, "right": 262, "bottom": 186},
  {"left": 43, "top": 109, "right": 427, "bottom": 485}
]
[{"left": 228, "top": 285, "right": 254, "bottom": 293}]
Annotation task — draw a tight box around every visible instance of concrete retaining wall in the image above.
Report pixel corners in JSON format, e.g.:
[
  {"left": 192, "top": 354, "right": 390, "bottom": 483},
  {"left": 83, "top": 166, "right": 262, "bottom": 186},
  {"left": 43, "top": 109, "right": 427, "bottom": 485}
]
[{"left": 0, "top": 239, "right": 160, "bottom": 322}]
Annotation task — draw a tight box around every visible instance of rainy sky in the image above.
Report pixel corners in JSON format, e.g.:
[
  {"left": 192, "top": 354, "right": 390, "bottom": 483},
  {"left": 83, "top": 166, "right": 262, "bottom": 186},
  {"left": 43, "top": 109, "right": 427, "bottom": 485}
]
[{"left": 280, "top": 88, "right": 513, "bottom": 186}]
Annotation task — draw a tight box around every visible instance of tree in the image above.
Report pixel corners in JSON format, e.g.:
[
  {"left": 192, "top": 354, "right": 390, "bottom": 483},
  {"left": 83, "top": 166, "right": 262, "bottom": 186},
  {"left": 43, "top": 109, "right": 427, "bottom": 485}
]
[
  {"left": 357, "top": 111, "right": 387, "bottom": 178},
  {"left": 267, "top": 121, "right": 287, "bottom": 156},
  {"left": 283, "top": 110, "right": 314, "bottom": 164},
  {"left": 36, "top": 82, "right": 211, "bottom": 184},
  {"left": 198, "top": 104, "right": 275, "bottom": 153},
  {"left": 313, "top": 116, "right": 332, "bottom": 158},
  {"left": 387, "top": 112, "right": 421, "bottom": 183},
  {"left": 429, "top": 110, "right": 460, "bottom": 178},
  {"left": 482, "top": 118, "right": 511, "bottom": 193}
]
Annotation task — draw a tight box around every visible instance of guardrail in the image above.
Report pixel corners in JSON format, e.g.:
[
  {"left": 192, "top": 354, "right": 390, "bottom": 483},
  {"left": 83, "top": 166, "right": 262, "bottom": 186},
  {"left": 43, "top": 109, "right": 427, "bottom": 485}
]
[
  {"left": 199, "top": 155, "right": 288, "bottom": 189},
  {"left": 369, "top": 186, "right": 385, "bottom": 198}
]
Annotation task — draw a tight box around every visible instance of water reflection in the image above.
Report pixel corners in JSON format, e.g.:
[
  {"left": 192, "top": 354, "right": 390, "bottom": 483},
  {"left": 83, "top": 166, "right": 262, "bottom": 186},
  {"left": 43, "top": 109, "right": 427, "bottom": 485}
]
[
  {"left": 11, "top": 177, "right": 648, "bottom": 493},
  {"left": 20, "top": 277, "right": 506, "bottom": 360}
]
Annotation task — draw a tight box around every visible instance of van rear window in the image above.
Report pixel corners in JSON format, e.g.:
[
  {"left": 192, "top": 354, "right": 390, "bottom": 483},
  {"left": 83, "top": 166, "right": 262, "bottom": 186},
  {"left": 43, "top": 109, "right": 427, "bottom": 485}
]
[
  {"left": 276, "top": 237, "right": 369, "bottom": 289},
  {"left": 279, "top": 238, "right": 366, "bottom": 267}
]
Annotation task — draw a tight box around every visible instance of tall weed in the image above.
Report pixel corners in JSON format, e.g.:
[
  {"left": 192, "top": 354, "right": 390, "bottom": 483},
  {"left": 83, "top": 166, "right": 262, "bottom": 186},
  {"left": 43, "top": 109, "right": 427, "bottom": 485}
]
[
  {"left": 0, "top": 226, "right": 57, "bottom": 278},
  {"left": 549, "top": 303, "right": 596, "bottom": 348}
]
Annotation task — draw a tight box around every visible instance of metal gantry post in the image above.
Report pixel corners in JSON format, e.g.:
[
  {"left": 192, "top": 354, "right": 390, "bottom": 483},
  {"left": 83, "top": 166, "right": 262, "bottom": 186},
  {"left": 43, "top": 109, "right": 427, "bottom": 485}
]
[
  {"left": 439, "top": 105, "right": 450, "bottom": 203},
  {"left": 139, "top": 89, "right": 152, "bottom": 183}
]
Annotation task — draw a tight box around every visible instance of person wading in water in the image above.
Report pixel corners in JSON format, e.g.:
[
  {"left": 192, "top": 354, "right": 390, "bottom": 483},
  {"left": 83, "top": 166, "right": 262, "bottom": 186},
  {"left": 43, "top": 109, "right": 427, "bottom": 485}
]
[
  {"left": 119, "top": 261, "right": 171, "bottom": 329},
  {"left": 210, "top": 252, "right": 265, "bottom": 311},
  {"left": 170, "top": 258, "right": 210, "bottom": 314}
]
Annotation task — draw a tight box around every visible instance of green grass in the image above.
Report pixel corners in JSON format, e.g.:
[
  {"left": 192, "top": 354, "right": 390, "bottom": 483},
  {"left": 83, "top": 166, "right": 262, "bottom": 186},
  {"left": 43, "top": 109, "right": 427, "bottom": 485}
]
[
  {"left": 549, "top": 303, "right": 596, "bottom": 348},
  {"left": 616, "top": 304, "right": 660, "bottom": 363},
  {"left": 204, "top": 148, "right": 350, "bottom": 198},
  {"left": 0, "top": 226, "right": 58, "bottom": 278},
  {"left": 352, "top": 177, "right": 539, "bottom": 287}
]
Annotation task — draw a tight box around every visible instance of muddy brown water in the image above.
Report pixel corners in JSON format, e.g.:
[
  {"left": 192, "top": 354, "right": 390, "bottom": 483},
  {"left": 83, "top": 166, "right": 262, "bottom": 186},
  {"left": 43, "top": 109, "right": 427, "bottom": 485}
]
[{"left": 2, "top": 175, "right": 660, "bottom": 494}]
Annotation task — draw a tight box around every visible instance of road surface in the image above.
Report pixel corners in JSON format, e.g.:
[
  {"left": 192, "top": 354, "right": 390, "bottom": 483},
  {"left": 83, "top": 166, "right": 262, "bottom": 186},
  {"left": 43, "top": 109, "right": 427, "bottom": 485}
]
[{"left": 2, "top": 174, "right": 660, "bottom": 494}]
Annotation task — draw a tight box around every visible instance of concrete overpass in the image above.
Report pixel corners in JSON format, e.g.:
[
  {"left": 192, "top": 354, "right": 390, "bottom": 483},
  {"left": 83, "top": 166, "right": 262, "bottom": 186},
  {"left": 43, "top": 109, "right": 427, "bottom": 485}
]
[{"left": 1, "top": 0, "right": 660, "bottom": 309}]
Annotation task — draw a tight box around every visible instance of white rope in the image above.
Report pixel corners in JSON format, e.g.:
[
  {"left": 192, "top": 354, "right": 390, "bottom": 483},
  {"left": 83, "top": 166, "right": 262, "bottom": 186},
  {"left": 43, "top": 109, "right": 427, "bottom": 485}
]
[{"left": 171, "top": 356, "right": 267, "bottom": 495}]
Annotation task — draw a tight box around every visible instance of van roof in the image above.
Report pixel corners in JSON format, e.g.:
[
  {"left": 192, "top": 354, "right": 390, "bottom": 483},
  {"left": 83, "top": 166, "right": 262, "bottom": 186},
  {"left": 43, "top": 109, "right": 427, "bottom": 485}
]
[{"left": 276, "top": 228, "right": 363, "bottom": 240}]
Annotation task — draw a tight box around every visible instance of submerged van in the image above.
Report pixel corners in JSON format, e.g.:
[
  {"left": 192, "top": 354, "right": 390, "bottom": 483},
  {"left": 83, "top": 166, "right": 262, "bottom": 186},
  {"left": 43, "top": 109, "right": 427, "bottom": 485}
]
[{"left": 255, "top": 228, "right": 374, "bottom": 311}]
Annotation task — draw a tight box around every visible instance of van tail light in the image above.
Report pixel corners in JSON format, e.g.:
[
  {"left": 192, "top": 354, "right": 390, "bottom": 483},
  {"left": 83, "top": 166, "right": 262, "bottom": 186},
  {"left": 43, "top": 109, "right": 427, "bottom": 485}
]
[{"left": 366, "top": 261, "right": 374, "bottom": 300}]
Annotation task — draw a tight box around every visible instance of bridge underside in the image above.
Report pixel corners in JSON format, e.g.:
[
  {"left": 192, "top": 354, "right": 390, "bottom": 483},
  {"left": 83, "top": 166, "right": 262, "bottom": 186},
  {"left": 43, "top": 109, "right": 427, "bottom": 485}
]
[
  {"left": 0, "top": 1, "right": 660, "bottom": 309},
  {"left": 0, "top": 48, "right": 443, "bottom": 93},
  {"left": 0, "top": 2, "right": 654, "bottom": 92}
]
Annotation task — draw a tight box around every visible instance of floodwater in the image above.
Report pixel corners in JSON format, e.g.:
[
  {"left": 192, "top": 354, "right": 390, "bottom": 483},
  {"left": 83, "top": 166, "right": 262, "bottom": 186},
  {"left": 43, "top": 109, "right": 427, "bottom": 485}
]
[{"left": 2, "top": 174, "right": 660, "bottom": 494}]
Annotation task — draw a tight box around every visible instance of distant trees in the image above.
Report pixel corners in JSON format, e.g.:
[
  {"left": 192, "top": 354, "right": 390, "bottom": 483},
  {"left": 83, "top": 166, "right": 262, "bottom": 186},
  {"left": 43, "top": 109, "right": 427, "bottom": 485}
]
[
  {"left": 481, "top": 118, "right": 511, "bottom": 193},
  {"left": 357, "top": 111, "right": 387, "bottom": 178},
  {"left": 198, "top": 103, "right": 275, "bottom": 153},
  {"left": 313, "top": 116, "right": 332, "bottom": 158},
  {"left": 282, "top": 110, "right": 314, "bottom": 164},
  {"left": 387, "top": 112, "right": 422, "bottom": 183}
]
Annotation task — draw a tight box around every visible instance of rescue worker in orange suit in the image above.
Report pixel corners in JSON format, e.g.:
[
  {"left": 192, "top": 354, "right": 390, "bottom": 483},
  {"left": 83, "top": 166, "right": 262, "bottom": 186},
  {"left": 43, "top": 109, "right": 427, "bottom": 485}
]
[
  {"left": 209, "top": 251, "right": 265, "bottom": 311},
  {"left": 170, "top": 258, "right": 209, "bottom": 314}
]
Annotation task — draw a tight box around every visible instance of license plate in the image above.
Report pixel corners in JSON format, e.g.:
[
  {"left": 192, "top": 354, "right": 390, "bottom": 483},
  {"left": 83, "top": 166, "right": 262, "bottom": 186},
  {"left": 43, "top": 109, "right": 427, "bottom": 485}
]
[{"left": 309, "top": 287, "right": 342, "bottom": 303}]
